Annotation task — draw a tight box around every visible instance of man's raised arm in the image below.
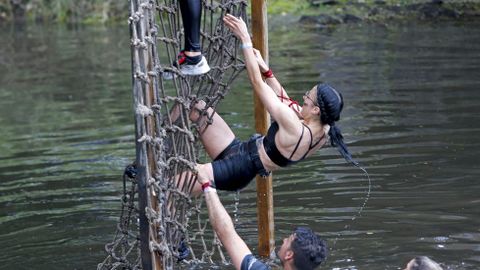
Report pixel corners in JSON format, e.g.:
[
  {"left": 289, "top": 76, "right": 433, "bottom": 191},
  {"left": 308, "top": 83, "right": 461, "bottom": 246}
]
[{"left": 196, "top": 168, "right": 252, "bottom": 270}]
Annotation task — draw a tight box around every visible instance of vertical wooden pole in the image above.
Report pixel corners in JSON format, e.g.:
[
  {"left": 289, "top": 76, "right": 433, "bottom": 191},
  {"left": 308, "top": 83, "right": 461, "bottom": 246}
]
[
  {"left": 136, "top": 98, "right": 162, "bottom": 270},
  {"left": 131, "top": 2, "right": 154, "bottom": 266},
  {"left": 251, "top": 0, "right": 275, "bottom": 258},
  {"left": 137, "top": 158, "right": 153, "bottom": 270},
  {"left": 146, "top": 40, "right": 164, "bottom": 270},
  {"left": 136, "top": 47, "right": 163, "bottom": 270},
  {"left": 133, "top": 5, "right": 163, "bottom": 266}
]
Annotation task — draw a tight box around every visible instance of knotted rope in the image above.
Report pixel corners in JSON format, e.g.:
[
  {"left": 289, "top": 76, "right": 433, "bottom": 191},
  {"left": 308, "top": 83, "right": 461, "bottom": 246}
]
[{"left": 99, "top": 0, "right": 247, "bottom": 269}]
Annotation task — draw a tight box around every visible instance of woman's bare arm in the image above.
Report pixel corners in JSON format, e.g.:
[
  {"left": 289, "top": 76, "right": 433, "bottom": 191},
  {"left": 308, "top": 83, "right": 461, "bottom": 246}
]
[
  {"left": 252, "top": 48, "right": 302, "bottom": 118},
  {"left": 223, "top": 14, "right": 300, "bottom": 131}
]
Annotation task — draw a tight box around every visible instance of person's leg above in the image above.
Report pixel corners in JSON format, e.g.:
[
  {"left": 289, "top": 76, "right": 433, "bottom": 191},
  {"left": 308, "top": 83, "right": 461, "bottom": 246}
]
[
  {"left": 177, "top": 0, "right": 210, "bottom": 75},
  {"left": 180, "top": 0, "right": 201, "bottom": 56}
]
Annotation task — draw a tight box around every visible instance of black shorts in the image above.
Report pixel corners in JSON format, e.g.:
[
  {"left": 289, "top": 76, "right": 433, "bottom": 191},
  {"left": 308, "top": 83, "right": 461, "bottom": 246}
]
[
  {"left": 241, "top": 254, "right": 270, "bottom": 270},
  {"left": 212, "top": 135, "right": 269, "bottom": 191}
]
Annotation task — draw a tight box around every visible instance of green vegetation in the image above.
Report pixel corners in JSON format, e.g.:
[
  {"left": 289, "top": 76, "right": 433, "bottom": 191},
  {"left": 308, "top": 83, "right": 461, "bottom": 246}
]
[
  {"left": 0, "top": 0, "right": 479, "bottom": 24},
  {"left": 1, "top": 0, "right": 128, "bottom": 24},
  {"left": 266, "top": 0, "right": 480, "bottom": 18},
  {"left": 266, "top": 0, "right": 311, "bottom": 15}
]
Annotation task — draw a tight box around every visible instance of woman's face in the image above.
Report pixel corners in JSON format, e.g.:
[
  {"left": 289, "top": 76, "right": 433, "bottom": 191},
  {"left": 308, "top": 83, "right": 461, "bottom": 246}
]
[{"left": 301, "top": 86, "right": 319, "bottom": 119}]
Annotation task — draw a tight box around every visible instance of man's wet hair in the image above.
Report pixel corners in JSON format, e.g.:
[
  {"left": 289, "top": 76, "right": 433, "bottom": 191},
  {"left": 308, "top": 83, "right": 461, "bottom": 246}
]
[{"left": 291, "top": 227, "right": 328, "bottom": 270}]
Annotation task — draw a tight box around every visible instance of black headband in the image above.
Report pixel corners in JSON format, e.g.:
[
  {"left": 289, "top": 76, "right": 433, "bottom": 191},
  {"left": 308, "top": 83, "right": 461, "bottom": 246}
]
[{"left": 316, "top": 83, "right": 342, "bottom": 125}]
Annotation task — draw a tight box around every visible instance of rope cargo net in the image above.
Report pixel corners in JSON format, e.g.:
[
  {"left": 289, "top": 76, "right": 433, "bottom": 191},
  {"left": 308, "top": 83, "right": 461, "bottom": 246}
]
[{"left": 98, "top": 0, "right": 247, "bottom": 269}]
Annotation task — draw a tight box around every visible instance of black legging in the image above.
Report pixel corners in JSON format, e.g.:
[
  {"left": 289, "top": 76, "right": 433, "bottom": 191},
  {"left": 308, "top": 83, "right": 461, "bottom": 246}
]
[{"left": 180, "top": 0, "right": 202, "bottom": 52}]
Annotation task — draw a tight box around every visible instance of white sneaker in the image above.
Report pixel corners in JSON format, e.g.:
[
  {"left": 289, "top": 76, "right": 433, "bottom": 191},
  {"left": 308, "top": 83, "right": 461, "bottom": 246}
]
[
  {"left": 180, "top": 55, "right": 210, "bottom": 76},
  {"left": 163, "top": 52, "right": 210, "bottom": 80}
]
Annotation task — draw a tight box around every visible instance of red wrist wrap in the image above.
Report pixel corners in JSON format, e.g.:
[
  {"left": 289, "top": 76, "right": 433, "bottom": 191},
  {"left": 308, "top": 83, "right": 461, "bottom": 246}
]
[
  {"left": 262, "top": 69, "right": 274, "bottom": 78},
  {"left": 201, "top": 182, "right": 211, "bottom": 191}
]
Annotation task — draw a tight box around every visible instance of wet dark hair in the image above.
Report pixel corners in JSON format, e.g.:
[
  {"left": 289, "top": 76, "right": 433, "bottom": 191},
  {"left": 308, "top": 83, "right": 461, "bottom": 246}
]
[
  {"left": 316, "top": 84, "right": 371, "bottom": 234},
  {"left": 290, "top": 227, "right": 327, "bottom": 270},
  {"left": 316, "top": 83, "right": 358, "bottom": 166}
]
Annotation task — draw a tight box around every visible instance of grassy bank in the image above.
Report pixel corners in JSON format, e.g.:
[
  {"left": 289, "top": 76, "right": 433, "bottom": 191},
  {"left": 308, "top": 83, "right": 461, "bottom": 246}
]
[
  {"left": 0, "top": 0, "right": 128, "bottom": 24},
  {"left": 1, "top": 0, "right": 479, "bottom": 25},
  {"left": 288, "top": 0, "right": 480, "bottom": 25}
]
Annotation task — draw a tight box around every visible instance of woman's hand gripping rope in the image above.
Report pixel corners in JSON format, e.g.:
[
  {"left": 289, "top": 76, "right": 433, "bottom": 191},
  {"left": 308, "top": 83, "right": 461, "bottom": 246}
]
[
  {"left": 223, "top": 14, "right": 251, "bottom": 43},
  {"left": 224, "top": 13, "right": 301, "bottom": 117}
]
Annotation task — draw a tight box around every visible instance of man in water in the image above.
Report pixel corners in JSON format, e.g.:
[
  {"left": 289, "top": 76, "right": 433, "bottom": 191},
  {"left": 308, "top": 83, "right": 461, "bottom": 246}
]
[
  {"left": 197, "top": 170, "right": 328, "bottom": 270},
  {"left": 404, "top": 256, "right": 443, "bottom": 270}
]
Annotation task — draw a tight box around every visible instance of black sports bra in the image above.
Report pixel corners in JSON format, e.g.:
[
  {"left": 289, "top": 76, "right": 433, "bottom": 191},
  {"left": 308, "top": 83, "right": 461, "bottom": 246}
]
[{"left": 262, "top": 122, "right": 324, "bottom": 167}]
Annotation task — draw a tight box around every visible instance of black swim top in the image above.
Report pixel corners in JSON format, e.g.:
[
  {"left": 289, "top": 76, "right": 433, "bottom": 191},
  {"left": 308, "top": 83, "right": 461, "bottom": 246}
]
[{"left": 263, "top": 122, "right": 324, "bottom": 167}]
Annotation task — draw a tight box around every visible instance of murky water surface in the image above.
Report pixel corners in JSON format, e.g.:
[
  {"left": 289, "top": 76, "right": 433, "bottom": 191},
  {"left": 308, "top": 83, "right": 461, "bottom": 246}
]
[{"left": 0, "top": 20, "right": 479, "bottom": 269}]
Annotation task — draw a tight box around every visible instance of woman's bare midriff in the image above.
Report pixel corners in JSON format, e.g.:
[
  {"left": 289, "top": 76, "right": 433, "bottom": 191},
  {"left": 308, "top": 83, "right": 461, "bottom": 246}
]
[
  {"left": 256, "top": 125, "right": 330, "bottom": 172},
  {"left": 256, "top": 138, "right": 280, "bottom": 172}
]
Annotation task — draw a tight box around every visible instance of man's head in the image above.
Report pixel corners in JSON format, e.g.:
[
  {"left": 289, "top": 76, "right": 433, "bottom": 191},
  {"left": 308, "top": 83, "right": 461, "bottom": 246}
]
[
  {"left": 277, "top": 227, "right": 327, "bottom": 270},
  {"left": 404, "top": 256, "right": 443, "bottom": 270}
]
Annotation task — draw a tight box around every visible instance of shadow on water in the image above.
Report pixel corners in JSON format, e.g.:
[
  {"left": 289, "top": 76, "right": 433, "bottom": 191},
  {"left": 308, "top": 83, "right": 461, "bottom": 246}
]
[{"left": 0, "top": 20, "right": 479, "bottom": 269}]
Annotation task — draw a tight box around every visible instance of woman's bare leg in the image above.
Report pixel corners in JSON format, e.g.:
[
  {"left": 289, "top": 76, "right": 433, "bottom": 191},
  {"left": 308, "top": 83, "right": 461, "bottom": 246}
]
[
  {"left": 167, "top": 101, "right": 232, "bottom": 196},
  {"left": 190, "top": 101, "right": 235, "bottom": 160},
  {"left": 165, "top": 100, "right": 235, "bottom": 160}
]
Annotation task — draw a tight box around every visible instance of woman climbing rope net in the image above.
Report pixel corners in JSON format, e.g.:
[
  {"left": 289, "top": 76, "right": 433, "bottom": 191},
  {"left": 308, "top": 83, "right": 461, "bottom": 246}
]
[{"left": 178, "top": 14, "right": 360, "bottom": 195}]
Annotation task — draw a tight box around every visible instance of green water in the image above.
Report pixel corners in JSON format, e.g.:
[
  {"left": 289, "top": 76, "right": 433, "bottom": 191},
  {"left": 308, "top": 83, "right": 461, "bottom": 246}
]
[{"left": 0, "top": 20, "right": 479, "bottom": 269}]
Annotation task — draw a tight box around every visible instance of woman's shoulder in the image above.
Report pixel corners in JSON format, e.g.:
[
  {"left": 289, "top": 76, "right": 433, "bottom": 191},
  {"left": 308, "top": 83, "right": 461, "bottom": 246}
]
[{"left": 323, "top": 124, "right": 331, "bottom": 135}]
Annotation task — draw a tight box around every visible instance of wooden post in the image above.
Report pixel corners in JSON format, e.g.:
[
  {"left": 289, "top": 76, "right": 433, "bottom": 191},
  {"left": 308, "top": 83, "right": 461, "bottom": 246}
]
[
  {"left": 136, "top": 56, "right": 163, "bottom": 270},
  {"left": 133, "top": 7, "right": 163, "bottom": 266},
  {"left": 146, "top": 42, "right": 164, "bottom": 270},
  {"left": 137, "top": 64, "right": 163, "bottom": 270},
  {"left": 251, "top": 0, "right": 275, "bottom": 258}
]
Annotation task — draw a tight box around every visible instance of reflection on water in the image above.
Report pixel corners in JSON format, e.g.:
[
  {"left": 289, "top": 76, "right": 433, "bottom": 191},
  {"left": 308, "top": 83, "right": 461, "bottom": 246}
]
[{"left": 0, "top": 20, "right": 479, "bottom": 270}]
